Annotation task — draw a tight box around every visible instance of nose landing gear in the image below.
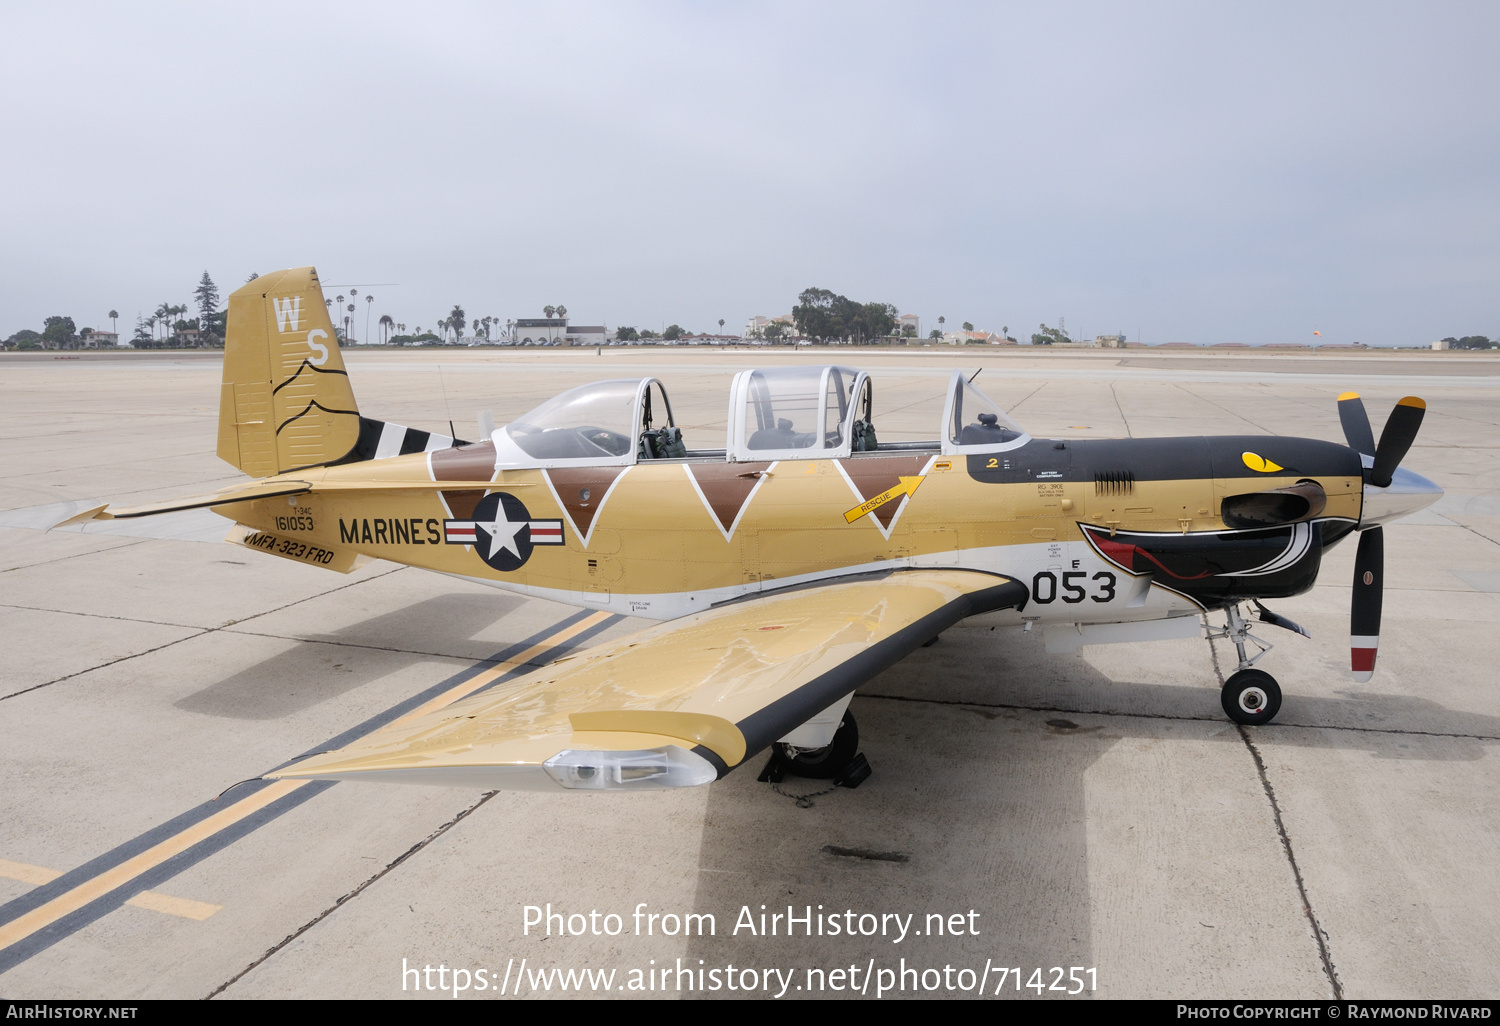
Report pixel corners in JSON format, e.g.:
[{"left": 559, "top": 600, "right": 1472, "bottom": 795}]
[{"left": 1206, "top": 603, "right": 1285, "bottom": 725}]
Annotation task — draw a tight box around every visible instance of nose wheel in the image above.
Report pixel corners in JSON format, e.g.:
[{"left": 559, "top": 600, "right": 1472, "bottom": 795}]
[
  {"left": 1221, "top": 668, "right": 1282, "bottom": 726},
  {"left": 1206, "top": 603, "right": 1287, "bottom": 725}
]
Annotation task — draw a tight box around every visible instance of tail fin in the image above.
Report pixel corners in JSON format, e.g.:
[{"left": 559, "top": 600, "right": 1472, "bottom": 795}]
[{"left": 217, "top": 267, "right": 361, "bottom": 477}]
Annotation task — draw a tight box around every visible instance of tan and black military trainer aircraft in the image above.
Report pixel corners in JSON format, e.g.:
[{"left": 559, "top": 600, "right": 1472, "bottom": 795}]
[{"left": 60, "top": 267, "right": 1443, "bottom": 792}]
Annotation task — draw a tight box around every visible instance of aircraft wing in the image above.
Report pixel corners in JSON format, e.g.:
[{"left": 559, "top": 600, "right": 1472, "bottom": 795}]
[{"left": 267, "top": 569, "right": 1027, "bottom": 791}]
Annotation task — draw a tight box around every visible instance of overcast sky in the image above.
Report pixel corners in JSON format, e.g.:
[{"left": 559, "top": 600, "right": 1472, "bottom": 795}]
[{"left": 3, "top": 2, "right": 1497, "bottom": 346}]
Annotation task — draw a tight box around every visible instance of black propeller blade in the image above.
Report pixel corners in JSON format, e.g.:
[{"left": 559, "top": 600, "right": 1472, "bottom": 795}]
[
  {"left": 1338, "top": 391, "right": 1376, "bottom": 458},
  {"left": 1336, "top": 393, "right": 1425, "bottom": 681},
  {"left": 1370, "top": 396, "right": 1426, "bottom": 488},
  {"left": 1351, "top": 526, "right": 1383, "bottom": 682}
]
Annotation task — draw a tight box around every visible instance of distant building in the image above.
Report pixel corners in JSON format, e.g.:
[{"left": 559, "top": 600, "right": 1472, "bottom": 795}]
[
  {"left": 513, "top": 318, "right": 567, "bottom": 345},
  {"left": 566, "top": 325, "right": 607, "bottom": 345},
  {"left": 1431, "top": 339, "right": 1451, "bottom": 350},
  {"left": 745, "top": 314, "right": 796, "bottom": 338},
  {"left": 897, "top": 313, "right": 920, "bottom": 337},
  {"left": 1095, "top": 335, "right": 1127, "bottom": 348},
  {"left": 81, "top": 331, "right": 119, "bottom": 349},
  {"left": 941, "top": 330, "right": 1009, "bottom": 346}
]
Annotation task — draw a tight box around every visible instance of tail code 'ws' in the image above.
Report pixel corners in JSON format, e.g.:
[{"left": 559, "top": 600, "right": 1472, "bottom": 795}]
[{"left": 217, "top": 266, "right": 468, "bottom": 477}]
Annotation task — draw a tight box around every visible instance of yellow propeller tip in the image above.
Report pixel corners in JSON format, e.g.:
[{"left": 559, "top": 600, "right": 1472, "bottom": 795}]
[
  {"left": 1338, "top": 391, "right": 1361, "bottom": 401},
  {"left": 1396, "top": 396, "right": 1426, "bottom": 410}
]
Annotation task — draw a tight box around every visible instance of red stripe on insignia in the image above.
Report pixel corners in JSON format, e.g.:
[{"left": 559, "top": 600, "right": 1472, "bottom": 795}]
[
  {"left": 1351, "top": 647, "right": 1377, "bottom": 672},
  {"left": 446, "top": 526, "right": 476, "bottom": 542},
  {"left": 529, "top": 523, "right": 562, "bottom": 542}
]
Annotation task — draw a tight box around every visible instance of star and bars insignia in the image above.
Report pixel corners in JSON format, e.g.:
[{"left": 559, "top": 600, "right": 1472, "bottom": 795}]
[{"left": 443, "top": 492, "right": 564, "bottom": 572}]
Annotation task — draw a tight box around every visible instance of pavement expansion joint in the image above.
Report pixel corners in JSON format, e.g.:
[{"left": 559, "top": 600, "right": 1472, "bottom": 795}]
[
  {"left": 0, "top": 600, "right": 205, "bottom": 630},
  {"left": 858, "top": 692, "right": 1500, "bottom": 742},
  {"left": 1236, "top": 724, "right": 1344, "bottom": 999},
  {"left": 1173, "top": 381, "right": 1276, "bottom": 434},
  {"left": 206, "top": 789, "right": 500, "bottom": 999},
  {"left": 0, "top": 628, "right": 216, "bottom": 703},
  {"left": 214, "top": 564, "right": 410, "bottom": 629},
  {"left": 0, "top": 535, "right": 150, "bottom": 575},
  {"left": 1, "top": 566, "right": 412, "bottom": 702},
  {"left": 1109, "top": 381, "right": 1133, "bottom": 436}
]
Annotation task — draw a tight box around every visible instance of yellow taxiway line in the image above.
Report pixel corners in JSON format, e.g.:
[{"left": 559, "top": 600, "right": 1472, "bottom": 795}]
[
  {"left": 0, "top": 860, "right": 222, "bottom": 921},
  {"left": 0, "top": 779, "right": 303, "bottom": 950},
  {"left": 0, "top": 609, "right": 616, "bottom": 953}
]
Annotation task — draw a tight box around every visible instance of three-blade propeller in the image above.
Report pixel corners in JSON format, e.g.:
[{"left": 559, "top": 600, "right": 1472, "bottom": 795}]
[{"left": 1336, "top": 392, "right": 1426, "bottom": 682}]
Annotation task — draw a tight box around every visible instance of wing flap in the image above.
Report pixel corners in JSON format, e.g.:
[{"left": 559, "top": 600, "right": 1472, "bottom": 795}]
[{"left": 268, "top": 569, "right": 1026, "bottom": 789}]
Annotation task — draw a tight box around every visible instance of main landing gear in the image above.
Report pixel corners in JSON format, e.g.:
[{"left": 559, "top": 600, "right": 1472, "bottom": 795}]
[
  {"left": 759, "top": 710, "right": 871, "bottom": 789},
  {"left": 1206, "top": 603, "right": 1284, "bottom": 726}
]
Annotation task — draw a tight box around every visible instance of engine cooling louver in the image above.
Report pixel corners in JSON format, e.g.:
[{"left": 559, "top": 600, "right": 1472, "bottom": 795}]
[{"left": 1095, "top": 471, "right": 1135, "bottom": 496}]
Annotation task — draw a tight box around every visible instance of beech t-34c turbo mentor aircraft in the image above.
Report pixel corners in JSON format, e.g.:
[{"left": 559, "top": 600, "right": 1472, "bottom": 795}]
[{"left": 60, "top": 268, "right": 1443, "bottom": 793}]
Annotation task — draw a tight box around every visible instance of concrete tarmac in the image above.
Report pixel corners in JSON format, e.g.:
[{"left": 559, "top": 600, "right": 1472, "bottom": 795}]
[{"left": 1, "top": 346, "right": 1496, "bottom": 1000}]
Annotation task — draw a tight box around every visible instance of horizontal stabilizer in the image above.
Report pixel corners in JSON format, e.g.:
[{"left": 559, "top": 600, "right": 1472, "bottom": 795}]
[
  {"left": 49, "top": 503, "right": 112, "bottom": 529},
  {"left": 51, "top": 480, "right": 314, "bottom": 525}
]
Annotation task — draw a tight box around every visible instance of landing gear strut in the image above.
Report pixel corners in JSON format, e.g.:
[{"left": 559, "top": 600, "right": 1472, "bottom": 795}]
[
  {"left": 1206, "top": 604, "right": 1283, "bottom": 725},
  {"left": 760, "top": 710, "right": 870, "bottom": 788}
]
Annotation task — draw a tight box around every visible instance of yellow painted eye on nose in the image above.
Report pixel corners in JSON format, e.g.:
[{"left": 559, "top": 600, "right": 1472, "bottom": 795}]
[{"left": 1242, "top": 451, "right": 1284, "bottom": 473}]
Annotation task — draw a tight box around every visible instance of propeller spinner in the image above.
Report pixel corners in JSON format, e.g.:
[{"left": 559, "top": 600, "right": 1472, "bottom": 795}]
[{"left": 1337, "top": 393, "right": 1440, "bottom": 682}]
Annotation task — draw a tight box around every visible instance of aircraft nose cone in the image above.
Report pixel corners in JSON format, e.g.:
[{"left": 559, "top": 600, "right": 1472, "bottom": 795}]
[{"left": 1360, "top": 466, "right": 1443, "bottom": 528}]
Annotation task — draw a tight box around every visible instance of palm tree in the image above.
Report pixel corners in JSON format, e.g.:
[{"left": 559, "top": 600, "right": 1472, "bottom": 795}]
[
  {"left": 449, "top": 305, "right": 466, "bottom": 341},
  {"left": 556, "top": 305, "right": 567, "bottom": 320},
  {"left": 365, "top": 294, "right": 374, "bottom": 345},
  {"left": 379, "top": 314, "right": 394, "bottom": 344},
  {"left": 718, "top": 319, "right": 725, "bottom": 335},
  {"left": 544, "top": 305, "right": 555, "bottom": 319},
  {"left": 108, "top": 310, "right": 118, "bottom": 340}
]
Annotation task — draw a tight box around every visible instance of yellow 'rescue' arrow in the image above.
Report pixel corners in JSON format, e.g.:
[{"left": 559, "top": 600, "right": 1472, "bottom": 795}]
[{"left": 844, "top": 476, "right": 926, "bottom": 524}]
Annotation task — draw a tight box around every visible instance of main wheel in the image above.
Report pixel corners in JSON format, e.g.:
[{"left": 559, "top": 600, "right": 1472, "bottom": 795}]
[
  {"left": 777, "top": 711, "right": 860, "bottom": 779},
  {"left": 1221, "top": 669, "right": 1282, "bottom": 725}
]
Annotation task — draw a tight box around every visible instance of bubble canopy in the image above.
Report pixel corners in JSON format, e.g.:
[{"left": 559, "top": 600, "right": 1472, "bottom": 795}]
[
  {"left": 487, "top": 367, "right": 1028, "bottom": 469},
  {"left": 727, "top": 365, "right": 869, "bottom": 461},
  {"left": 494, "top": 378, "right": 675, "bottom": 467},
  {"left": 940, "top": 371, "right": 1028, "bottom": 455}
]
